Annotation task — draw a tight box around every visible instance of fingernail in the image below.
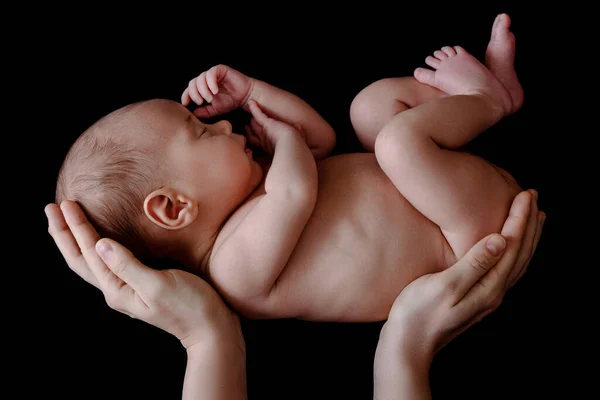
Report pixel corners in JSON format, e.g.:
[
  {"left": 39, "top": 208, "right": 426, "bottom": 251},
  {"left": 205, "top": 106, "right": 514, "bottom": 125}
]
[
  {"left": 96, "top": 241, "right": 113, "bottom": 260},
  {"left": 486, "top": 236, "right": 506, "bottom": 256}
]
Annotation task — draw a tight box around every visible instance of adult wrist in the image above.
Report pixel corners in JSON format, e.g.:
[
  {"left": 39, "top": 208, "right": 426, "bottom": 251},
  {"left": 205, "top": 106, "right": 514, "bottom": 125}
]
[
  {"left": 377, "top": 320, "right": 434, "bottom": 369},
  {"left": 186, "top": 331, "right": 246, "bottom": 360}
]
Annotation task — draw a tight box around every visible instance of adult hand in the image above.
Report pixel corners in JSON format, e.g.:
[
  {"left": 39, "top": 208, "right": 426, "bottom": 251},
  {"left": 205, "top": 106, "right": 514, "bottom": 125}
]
[
  {"left": 45, "top": 200, "right": 243, "bottom": 350},
  {"left": 382, "top": 188, "right": 544, "bottom": 363},
  {"left": 374, "top": 189, "right": 544, "bottom": 400}
]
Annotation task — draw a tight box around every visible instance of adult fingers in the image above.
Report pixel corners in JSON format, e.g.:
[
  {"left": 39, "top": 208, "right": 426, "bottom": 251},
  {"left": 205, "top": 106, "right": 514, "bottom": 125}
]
[
  {"left": 493, "top": 190, "right": 533, "bottom": 289},
  {"left": 441, "top": 233, "right": 507, "bottom": 305},
  {"left": 60, "top": 200, "right": 124, "bottom": 293},
  {"left": 509, "top": 211, "right": 545, "bottom": 288},
  {"left": 95, "top": 238, "right": 162, "bottom": 316},
  {"left": 505, "top": 190, "right": 539, "bottom": 286},
  {"left": 45, "top": 203, "right": 99, "bottom": 288},
  {"left": 454, "top": 191, "right": 533, "bottom": 315}
]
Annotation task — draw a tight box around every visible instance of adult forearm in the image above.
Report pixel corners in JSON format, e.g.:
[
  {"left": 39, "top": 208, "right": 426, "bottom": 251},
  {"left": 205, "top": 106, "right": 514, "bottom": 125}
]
[
  {"left": 373, "top": 325, "right": 433, "bottom": 400},
  {"left": 182, "top": 338, "right": 247, "bottom": 400},
  {"left": 248, "top": 78, "right": 336, "bottom": 160}
]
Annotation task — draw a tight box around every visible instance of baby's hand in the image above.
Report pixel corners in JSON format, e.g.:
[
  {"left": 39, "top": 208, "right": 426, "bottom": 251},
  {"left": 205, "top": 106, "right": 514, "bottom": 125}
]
[
  {"left": 244, "top": 100, "right": 306, "bottom": 155},
  {"left": 181, "top": 64, "right": 253, "bottom": 119}
]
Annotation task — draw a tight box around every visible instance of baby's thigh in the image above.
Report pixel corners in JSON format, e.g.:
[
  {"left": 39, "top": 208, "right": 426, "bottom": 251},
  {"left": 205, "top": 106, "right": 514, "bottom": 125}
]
[
  {"left": 486, "top": 160, "right": 522, "bottom": 196},
  {"left": 441, "top": 156, "right": 523, "bottom": 260}
]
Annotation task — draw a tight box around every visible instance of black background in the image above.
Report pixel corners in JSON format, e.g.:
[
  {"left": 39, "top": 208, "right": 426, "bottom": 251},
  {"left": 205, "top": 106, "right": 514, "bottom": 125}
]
[{"left": 28, "top": 4, "right": 583, "bottom": 399}]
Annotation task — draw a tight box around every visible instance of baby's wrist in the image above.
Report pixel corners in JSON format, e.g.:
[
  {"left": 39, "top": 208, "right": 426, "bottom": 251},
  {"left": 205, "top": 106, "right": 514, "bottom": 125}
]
[{"left": 243, "top": 77, "right": 261, "bottom": 109}]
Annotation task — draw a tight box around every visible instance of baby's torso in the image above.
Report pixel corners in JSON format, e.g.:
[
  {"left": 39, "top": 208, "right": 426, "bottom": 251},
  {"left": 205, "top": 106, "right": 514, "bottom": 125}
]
[{"left": 219, "top": 153, "right": 456, "bottom": 322}]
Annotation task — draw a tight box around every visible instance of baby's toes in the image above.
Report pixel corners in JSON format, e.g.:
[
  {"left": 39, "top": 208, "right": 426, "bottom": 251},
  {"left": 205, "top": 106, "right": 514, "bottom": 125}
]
[
  {"left": 442, "top": 46, "right": 457, "bottom": 57},
  {"left": 425, "top": 56, "right": 441, "bottom": 69},
  {"left": 413, "top": 67, "right": 436, "bottom": 86},
  {"left": 434, "top": 50, "right": 448, "bottom": 60},
  {"left": 453, "top": 45, "right": 466, "bottom": 55}
]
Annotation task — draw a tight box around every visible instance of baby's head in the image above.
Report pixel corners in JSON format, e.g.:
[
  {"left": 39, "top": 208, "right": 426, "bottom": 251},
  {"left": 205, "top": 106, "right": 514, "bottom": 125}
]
[{"left": 56, "top": 99, "right": 263, "bottom": 266}]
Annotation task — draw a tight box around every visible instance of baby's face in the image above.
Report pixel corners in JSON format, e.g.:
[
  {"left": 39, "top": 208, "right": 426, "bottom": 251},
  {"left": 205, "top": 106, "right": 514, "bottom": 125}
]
[{"left": 134, "top": 99, "right": 263, "bottom": 208}]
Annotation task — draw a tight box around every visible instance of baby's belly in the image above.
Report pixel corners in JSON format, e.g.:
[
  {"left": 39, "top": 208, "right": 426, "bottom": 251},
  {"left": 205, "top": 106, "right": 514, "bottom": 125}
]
[{"left": 270, "top": 153, "right": 453, "bottom": 322}]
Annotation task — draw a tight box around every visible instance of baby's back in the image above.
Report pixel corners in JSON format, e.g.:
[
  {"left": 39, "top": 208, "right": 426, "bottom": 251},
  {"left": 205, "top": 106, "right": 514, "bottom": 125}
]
[{"left": 261, "top": 153, "right": 456, "bottom": 322}]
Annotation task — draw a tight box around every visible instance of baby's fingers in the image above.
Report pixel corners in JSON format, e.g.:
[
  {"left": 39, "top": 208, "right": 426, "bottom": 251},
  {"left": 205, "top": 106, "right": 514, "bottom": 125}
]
[
  {"left": 186, "top": 78, "right": 204, "bottom": 106},
  {"left": 244, "top": 125, "right": 262, "bottom": 148},
  {"left": 206, "top": 65, "right": 227, "bottom": 95},
  {"left": 195, "top": 71, "right": 214, "bottom": 103},
  {"left": 248, "top": 100, "right": 270, "bottom": 126},
  {"left": 249, "top": 117, "right": 269, "bottom": 149},
  {"left": 249, "top": 116, "right": 263, "bottom": 136},
  {"left": 181, "top": 88, "right": 191, "bottom": 106}
]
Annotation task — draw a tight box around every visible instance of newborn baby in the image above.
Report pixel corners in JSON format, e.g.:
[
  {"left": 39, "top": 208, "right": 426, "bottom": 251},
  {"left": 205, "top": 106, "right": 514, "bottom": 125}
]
[{"left": 56, "top": 14, "right": 523, "bottom": 322}]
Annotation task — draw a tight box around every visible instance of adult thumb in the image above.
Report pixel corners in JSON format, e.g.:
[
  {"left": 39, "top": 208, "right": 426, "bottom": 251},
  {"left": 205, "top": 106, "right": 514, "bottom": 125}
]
[
  {"left": 444, "top": 234, "right": 507, "bottom": 299},
  {"left": 96, "top": 238, "right": 156, "bottom": 291}
]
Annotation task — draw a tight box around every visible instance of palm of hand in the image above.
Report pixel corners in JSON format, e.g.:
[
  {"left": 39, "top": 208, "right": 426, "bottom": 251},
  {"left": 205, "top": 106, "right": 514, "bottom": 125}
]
[
  {"left": 210, "top": 71, "right": 252, "bottom": 115},
  {"left": 146, "top": 268, "right": 241, "bottom": 349}
]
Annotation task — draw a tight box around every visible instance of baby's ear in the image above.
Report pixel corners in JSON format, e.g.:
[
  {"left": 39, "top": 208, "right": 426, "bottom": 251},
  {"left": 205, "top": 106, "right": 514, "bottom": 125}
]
[{"left": 144, "top": 188, "right": 198, "bottom": 230}]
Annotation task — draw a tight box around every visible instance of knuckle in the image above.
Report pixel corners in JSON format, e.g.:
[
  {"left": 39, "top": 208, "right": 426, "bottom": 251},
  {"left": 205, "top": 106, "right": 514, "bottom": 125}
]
[
  {"left": 469, "top": 252, "right": 491, "bottom": 273},
  {"left": 444, "top": 279, "right": 461, "bottom": 299},
  {"left": 145, "top": 281, "right": 163, "bottom": 301},
  {"left": 110, "top": 257, "right": 127, "bottom": 277},
  {"left": 104, "top": 291, "right": 119, "bottom": 310},
  {"left": 488, "top": 291, "right": 504, "bottom": 310}
]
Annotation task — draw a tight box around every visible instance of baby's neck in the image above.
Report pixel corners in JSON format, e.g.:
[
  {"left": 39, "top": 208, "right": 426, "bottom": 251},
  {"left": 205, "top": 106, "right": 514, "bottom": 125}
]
[{"left": 182, "top": 229, "right": 219, "bottom": 277}]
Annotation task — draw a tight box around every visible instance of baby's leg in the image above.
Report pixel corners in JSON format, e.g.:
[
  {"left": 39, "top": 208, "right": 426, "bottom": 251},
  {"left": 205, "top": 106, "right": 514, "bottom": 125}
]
[
  {"left": 350, "top": 14, "right": 524, "bottom": 154},
  {"left": 374, "top": 14, "right": 524, "bottom": 259},
  {"left": 350, "top": 77, "right": 447, "bottom": 152}
]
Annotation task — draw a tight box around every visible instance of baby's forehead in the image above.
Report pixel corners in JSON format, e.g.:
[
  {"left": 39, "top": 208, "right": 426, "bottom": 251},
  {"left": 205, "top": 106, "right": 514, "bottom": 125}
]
[
  {"left": 133, "top": 98, "right": 186, "bottom": 120},
  {"left": 118, "top": 99, "right": 188, "bottom": 139}
]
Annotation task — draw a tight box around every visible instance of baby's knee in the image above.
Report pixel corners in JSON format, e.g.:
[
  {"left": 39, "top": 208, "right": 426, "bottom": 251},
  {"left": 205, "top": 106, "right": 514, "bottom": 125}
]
[
  {"left": 350, "top": 81, "right": 379, "bottom": 127},
  {"left": 374, "top": 125, "right": 411, "bottom": 168},
  {"left": 352, "top": 80, "right": 407, "bottom": 124}
]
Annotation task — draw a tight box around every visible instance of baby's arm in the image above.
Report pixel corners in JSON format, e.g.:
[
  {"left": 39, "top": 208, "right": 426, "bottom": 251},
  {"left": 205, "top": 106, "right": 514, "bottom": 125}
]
[
  {"left": 245, "top": 77, "right": 336, "bottom": 160},
  {"left": 210, "top": 101, "right": 318, "bottom": 310}
]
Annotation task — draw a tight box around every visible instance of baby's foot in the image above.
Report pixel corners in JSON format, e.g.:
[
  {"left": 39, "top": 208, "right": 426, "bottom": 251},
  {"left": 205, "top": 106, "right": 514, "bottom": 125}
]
[
  {"left": 413, "top": 14, "right": 524, "bottom": 116},
  {"left": 414, "top": 44, "right": 513, "bottom": 116},
  {"left": 485, "top": 13, "right": 524, "bottom": 112}
]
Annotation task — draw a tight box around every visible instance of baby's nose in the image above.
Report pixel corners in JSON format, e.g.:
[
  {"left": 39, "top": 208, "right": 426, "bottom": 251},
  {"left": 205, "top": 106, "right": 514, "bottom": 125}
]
[{"left": 215, "top": 120, "right": 233, "bottom": 135}]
